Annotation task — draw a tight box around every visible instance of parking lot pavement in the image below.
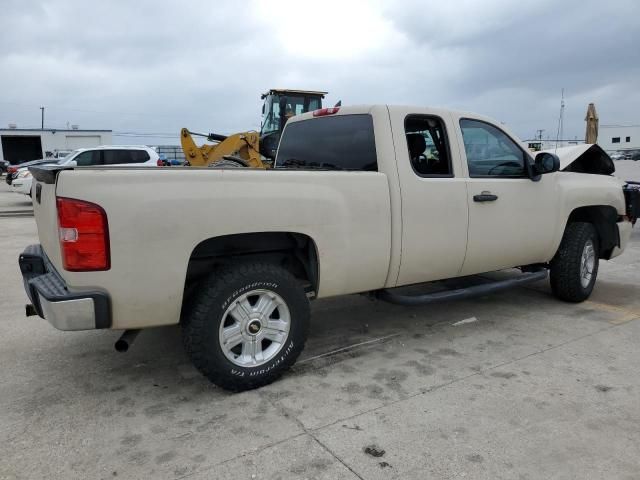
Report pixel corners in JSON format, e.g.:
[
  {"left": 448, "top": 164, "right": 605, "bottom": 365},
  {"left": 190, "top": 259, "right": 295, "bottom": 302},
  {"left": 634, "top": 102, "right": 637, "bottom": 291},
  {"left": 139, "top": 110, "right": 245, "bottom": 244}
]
[
  {"left": 1, "top": 169, "right": 640, "bottom": 479},
  {"left": 0, "top": 178, "right": 33, "bottom": 216}
]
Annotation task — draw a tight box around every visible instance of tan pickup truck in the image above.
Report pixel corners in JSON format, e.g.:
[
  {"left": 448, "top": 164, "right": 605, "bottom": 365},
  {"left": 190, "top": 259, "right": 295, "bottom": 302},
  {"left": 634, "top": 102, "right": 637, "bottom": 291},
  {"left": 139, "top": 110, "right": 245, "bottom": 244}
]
[{"left": 20, "top": 105, "right": 639, "bottom": 391}]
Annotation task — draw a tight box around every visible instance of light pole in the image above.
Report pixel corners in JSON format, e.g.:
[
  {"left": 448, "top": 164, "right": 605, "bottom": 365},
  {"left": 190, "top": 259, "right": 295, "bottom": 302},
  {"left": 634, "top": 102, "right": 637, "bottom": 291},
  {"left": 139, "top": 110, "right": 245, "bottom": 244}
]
[{"left": 40, "top": 106, "right": 45, "bottom": 130}]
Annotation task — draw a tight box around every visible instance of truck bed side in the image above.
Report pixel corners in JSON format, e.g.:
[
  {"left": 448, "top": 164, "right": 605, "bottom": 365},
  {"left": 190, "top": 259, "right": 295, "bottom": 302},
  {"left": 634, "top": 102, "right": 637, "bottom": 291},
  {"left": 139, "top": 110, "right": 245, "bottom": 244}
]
[{"left": 34, "top": 167, "right": 392, "bottom": 329}]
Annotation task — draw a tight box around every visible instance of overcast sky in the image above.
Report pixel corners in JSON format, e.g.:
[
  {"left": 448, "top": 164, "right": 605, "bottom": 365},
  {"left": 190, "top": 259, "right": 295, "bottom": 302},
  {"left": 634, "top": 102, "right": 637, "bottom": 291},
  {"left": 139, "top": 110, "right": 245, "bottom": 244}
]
[{"left": 1, "top": 0, "right": 638, "bottom": 144}]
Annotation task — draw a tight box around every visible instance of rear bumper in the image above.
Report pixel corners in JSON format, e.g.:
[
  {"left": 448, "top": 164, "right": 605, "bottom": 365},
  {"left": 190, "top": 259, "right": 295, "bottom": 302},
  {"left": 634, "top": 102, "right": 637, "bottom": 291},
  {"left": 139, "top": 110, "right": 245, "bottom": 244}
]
[{"left": 18, "top": 244, "right": 111, "bottom": 330}]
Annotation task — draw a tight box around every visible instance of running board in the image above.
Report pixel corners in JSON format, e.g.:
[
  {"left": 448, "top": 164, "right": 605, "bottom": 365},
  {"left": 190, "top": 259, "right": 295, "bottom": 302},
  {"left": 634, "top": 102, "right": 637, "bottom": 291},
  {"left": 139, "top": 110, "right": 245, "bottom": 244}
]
[{"left": 377, "top": 269, "right": 548, "bottom": 306}]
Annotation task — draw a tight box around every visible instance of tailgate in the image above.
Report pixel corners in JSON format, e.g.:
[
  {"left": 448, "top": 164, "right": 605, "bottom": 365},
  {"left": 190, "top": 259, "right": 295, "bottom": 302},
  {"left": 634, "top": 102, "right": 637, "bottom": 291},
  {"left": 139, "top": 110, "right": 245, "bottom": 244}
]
[{"left": 29, "top": 165, "right": 71, "bottom": 271}]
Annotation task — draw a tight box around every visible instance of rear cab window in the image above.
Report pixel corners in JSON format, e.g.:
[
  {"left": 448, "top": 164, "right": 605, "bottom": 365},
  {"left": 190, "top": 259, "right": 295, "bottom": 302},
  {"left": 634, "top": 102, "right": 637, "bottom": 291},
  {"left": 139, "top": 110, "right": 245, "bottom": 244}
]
[{"left": 276, "top": 114, "right": 377, "bottom": 171}]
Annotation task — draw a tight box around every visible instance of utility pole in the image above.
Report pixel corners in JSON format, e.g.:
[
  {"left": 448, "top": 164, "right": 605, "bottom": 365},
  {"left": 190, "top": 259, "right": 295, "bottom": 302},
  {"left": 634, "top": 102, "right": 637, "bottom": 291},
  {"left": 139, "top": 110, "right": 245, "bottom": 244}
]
[
  {"left": 536, "top": 129, "right": 545, "bottom": 141},
  {"left": 555, "top": 89, "right": 565, "bottom": 151},
  {"left": 40, "top": 106, "right": 45, "bottom": 130}
]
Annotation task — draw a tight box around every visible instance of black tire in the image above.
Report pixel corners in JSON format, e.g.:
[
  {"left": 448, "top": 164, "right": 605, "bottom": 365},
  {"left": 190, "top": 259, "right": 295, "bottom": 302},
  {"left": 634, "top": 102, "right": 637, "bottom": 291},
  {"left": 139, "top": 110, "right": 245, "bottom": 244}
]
[
  {"left": 550, "top": 222, "right": 599, "bottom": 302},
  {"left": 209, "top": 158, "right": 247, "bottom": 168},
  {"left": 182, "top": 262, "right": 310, "bottom": 391}
]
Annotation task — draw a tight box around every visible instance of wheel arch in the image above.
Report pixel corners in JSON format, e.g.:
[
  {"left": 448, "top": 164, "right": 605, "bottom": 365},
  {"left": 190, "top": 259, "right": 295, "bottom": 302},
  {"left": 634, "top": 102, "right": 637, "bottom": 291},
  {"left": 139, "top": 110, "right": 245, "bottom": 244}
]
[
  {"left": 564, "top": 205, "right": 620, "bottom": 259},
  {"left": 182, "top": 232, "right": 320, "bottom": 311}
]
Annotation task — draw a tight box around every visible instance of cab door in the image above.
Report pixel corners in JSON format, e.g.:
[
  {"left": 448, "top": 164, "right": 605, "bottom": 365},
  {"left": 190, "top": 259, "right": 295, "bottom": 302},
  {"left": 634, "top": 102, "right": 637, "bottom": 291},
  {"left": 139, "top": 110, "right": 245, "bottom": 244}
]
[
  {"left": 390, "top": 108, "right": 469, "bottom": 286},
  {"left": 452, "top": 117, "right": 559, "bottom": 276}
]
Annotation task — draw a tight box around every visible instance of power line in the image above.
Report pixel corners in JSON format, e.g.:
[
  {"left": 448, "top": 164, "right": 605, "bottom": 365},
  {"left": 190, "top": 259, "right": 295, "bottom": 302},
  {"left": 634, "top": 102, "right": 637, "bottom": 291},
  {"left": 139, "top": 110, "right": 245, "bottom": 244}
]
[
  {"left": 113, "top": 131, "right": 179, "bottom": 138},
  {"left": 0, "top": 100, "right": 183, "bottom": 119},
  {"left": 555, "top": 88, "right": 565, "bottom": 152}
]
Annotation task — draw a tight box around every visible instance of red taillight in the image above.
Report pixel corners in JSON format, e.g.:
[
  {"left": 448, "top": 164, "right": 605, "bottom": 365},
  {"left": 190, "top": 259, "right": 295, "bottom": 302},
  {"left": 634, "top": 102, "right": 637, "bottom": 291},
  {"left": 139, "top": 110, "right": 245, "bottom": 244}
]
[
  {"left": 156, "top": 159, "right": 163, "bottom": 166},
  {"left": 8, "top": 166, "right": 17, "bottom": 173},
  {"left": 56, "top": 197, "right": 110, "bottom": 271},
  {"left": 312, "top": 107, "right": 340, "bottom": 117}
]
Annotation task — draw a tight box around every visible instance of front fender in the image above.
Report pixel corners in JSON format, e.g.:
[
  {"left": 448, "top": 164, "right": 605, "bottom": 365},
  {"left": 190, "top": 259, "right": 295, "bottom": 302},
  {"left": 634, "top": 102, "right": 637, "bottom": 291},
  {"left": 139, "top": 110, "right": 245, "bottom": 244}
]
[{"left": 550, "top": 173, "right": 626, "bottom": 257}]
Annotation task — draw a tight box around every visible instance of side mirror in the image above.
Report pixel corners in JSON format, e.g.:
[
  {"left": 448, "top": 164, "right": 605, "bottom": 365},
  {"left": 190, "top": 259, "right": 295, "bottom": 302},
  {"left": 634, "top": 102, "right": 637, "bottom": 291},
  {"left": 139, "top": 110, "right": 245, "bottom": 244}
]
[{"left": 533, "top": 152, "right": 560, "bottom": 175}]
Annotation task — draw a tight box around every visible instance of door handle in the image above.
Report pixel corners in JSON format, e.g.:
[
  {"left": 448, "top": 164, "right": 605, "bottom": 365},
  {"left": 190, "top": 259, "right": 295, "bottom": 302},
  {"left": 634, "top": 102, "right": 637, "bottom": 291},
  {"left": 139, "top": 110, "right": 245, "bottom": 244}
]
[{"left": 473, "top": 192, "right": 498, "bottom": 202}]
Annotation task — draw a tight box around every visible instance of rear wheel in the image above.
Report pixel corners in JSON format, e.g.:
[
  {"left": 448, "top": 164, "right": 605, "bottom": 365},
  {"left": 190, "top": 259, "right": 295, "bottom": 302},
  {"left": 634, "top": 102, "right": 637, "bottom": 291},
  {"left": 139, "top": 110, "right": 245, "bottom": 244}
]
[
  {"left": 182, "top": 262, "right": 310, "bottom": 391},
  {"left": 209, "top": 158, "right": 247, "bottom": 168},
  {"left": 550, "top": 222, "right": 599, "bottom": 302}
]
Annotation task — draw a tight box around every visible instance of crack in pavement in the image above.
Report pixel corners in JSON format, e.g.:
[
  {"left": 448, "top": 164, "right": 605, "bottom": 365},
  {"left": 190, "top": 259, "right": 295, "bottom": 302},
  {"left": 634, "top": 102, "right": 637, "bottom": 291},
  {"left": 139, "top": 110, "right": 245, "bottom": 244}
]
[
  {"left": 308, "top": 321, "right": 627, "bottom": 434},
  {"left": 174, "top": 432, "right": 308, "bottom": 479},
  {"left": 175, "top": 319, "right": 633, "bottom": 479}
]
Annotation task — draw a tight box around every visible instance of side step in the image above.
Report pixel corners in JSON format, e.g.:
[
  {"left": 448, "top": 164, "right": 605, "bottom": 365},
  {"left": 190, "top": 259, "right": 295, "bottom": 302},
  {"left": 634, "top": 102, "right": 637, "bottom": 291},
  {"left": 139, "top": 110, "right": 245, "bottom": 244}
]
[{"left": 377, "top": 269, "right": 548, "bottom": 306}]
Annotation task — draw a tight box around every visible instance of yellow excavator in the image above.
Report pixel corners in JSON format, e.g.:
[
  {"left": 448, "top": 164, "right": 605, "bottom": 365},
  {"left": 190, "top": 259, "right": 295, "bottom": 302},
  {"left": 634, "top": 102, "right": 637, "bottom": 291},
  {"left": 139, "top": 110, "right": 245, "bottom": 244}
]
[{"left": 180, "top": 89, "right": 328, "bottom": 168}]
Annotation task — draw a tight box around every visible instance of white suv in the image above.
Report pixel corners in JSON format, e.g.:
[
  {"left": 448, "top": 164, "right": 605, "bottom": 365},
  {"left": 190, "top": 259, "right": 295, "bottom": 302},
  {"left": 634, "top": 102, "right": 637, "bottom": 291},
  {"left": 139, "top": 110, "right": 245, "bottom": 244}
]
[{"left": 11, "top": 146, "right": 160, "bottom": 196}]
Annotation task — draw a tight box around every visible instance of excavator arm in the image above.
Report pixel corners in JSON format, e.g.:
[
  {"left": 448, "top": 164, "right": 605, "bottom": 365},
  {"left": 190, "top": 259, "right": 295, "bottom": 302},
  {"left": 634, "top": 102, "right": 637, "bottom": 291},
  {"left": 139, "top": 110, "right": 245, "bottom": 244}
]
[{"left": 180, "top": 128, "right": 265, "bottom": 168}]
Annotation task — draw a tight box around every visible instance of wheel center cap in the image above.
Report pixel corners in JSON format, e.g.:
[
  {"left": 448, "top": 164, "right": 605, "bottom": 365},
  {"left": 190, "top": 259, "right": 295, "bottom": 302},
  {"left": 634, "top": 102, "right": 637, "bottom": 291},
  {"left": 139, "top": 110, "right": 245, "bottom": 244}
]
[{"left": 247, "top": 320, "right": 262, "bottom": 335}]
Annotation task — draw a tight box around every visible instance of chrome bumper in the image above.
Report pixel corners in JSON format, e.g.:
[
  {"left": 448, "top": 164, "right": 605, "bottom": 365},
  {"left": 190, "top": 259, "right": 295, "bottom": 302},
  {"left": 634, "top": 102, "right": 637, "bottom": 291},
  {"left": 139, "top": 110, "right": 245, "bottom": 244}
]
[{"left": 18, "top": 244, "right": 111, "bottom": 331}]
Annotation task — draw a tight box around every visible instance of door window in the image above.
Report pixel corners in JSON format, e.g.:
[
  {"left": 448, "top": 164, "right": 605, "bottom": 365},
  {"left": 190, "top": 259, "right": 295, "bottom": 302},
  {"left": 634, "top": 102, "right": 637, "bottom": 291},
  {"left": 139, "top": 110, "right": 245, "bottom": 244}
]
[
  {"left": 405, "top": 115, "right": 452, "bottom": 176},
  {"left": 460, "top": 119, "right": 527, "bottom": 177}
]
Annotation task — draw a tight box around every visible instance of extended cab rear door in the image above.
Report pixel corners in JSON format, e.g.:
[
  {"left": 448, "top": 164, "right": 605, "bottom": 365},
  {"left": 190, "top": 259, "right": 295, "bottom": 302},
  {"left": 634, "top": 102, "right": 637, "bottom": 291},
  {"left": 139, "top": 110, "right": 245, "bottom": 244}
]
[
  {"left": 388, "top": 107, "right": 469, "bottom": 285},
  {"left": 450, "top": 114, "right": 559, "bottom": 275}
]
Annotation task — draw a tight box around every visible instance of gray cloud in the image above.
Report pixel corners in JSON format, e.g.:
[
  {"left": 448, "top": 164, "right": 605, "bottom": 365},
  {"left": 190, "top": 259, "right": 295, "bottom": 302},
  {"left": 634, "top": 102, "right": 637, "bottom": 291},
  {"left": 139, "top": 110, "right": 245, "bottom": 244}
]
[{"left": 0, "top": 0, "right": 638, "bottom": 144}]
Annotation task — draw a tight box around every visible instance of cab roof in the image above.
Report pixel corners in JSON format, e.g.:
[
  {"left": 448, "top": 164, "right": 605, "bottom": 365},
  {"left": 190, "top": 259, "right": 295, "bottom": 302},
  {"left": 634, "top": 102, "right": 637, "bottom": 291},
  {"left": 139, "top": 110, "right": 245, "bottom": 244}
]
[
  {"left": 261, "top": 89, "right": 328, "bottom": 99},
  {"left": 73, "top": 145, "right": 153, "bottom": 152}
]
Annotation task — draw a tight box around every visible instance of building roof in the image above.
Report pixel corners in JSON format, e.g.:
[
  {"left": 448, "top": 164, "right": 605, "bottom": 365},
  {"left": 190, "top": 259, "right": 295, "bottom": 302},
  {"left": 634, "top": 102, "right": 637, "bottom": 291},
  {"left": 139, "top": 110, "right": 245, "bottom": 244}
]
[{"left": 0, "top": 128, "right": 112, "bottom": 133}]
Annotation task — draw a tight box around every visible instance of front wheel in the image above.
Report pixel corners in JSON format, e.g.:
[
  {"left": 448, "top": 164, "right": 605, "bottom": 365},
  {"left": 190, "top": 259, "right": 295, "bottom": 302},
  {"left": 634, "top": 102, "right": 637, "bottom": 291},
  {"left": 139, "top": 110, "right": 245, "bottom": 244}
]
[
  {"left": 550, "top": 222, "right": 599, "bottom": 302},
  {"left": 182, "top": 263, "right": 310, "bottom": 391}
]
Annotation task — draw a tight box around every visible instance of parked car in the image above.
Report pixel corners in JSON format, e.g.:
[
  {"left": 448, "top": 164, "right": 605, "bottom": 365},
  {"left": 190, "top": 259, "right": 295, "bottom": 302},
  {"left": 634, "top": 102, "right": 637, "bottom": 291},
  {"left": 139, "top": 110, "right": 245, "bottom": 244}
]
[
  {"left": 7, "top": 161, "right": 36, "bottom": 185},
  {"left": 11, "top": 146, "right": 160, "bottom": 195},
  {"left": 53, "top": 150, "right": 73, "bottom": 159},
  {"left": 5, "top": 157, "right": 68, "bottom": 185},
  {"left": 55, "top": 145, "right": 160, "bottom": 168},
  {"left": 6, "top": 165, "right": 17, "bottom": 184},
  {"left": 10, "top": 158, "right": 65, "bottom": 194},
  {"left": 19, "top": 105, "right": 638, "bottom": 392},
  {"left": 11, "top": 169, "right": 38, "bottom": 195}
]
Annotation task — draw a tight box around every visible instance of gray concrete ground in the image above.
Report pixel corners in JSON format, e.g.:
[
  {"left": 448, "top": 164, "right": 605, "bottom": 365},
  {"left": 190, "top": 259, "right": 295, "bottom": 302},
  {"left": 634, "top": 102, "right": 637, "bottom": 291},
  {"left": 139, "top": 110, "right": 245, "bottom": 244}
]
[
  {"left": 0, "top": 178, "right": 32, "bottom": 217},
  {"left": 1, "top": 165, "right": 640, "bottom": 480}
]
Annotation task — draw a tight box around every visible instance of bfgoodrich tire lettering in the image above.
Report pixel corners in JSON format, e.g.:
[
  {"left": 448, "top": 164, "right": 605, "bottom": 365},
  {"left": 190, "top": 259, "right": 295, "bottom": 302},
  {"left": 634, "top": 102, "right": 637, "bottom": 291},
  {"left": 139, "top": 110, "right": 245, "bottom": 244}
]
[
  {"left": 550, "top": 222, "right": 600, "bottom": 302},
  {"left": 182, "top": 263, "right": 310, "bottom": 391}
]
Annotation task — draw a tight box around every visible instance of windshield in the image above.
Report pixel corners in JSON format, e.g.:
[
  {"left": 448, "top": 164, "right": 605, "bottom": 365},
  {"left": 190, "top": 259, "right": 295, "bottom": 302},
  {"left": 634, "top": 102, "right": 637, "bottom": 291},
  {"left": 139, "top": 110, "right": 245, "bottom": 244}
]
[
  {"left": 58, "top": 150, "right": 81, "bottom": 164},
  {"left": 261, "top": 94, "right": 322, "bottom": 135}
]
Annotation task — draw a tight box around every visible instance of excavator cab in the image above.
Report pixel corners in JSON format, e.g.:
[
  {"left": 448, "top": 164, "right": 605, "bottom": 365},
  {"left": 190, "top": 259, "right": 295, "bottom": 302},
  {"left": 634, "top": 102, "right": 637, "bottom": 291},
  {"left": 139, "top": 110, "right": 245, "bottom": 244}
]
[
  {"left": 259, "top": 89, "right": 327, "bottom": 159},
  {"left": 180, "top": 89, "right": 328, "bottom": 168}
]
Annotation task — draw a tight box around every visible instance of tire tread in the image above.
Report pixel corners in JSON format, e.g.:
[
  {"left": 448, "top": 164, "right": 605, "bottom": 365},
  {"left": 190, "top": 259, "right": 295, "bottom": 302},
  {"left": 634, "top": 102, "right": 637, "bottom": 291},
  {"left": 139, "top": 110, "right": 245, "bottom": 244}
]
[
  {"left": 182, "top": 262, "right": 309, "bottom": 391},
  {"left": 550, "top": 222, "right": 599, "bottom": 302}
]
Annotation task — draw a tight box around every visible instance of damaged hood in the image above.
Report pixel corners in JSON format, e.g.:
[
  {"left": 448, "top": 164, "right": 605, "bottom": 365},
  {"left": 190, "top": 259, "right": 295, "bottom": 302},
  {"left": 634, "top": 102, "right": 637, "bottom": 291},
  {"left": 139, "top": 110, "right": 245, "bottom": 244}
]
[{"left": 540, "top": 144, "right": 615, "bottom": 175}]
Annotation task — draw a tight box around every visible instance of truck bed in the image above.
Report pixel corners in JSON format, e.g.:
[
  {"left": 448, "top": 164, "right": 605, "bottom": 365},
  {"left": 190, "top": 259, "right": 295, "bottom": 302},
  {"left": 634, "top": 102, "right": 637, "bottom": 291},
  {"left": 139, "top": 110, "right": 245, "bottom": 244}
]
[{"left": 31, "top": 166, "right": 392, "bottom": 329}]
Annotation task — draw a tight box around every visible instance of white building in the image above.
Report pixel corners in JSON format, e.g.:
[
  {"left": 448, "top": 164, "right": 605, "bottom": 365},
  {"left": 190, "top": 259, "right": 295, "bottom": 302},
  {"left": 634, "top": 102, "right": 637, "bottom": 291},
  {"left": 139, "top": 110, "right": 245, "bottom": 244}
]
[
  {"left": 0, "top": 126, "right": 112, "bottom": 164},
  {"left": 598, "top": 125, "right": 640, "bottom": 152},
  {"left": 522, "top": 139, "right": 583, "bottom": 152}
]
